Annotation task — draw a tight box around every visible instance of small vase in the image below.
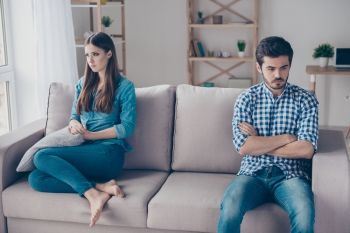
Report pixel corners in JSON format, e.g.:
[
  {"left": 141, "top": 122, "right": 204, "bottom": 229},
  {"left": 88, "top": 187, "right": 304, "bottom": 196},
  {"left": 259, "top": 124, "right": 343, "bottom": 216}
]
[
  {"left": 319, "top": 57, "right": 329, "bottom": 68},
  {"left": 238, "top": 51, "right": 245, "bottom": 58},
  {"left": 102, "top": 26, "right": 111, "bottom": 35}
]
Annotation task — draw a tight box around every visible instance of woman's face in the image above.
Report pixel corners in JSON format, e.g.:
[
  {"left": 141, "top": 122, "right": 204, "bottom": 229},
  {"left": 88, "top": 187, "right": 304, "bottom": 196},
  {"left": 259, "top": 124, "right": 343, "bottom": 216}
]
[{"left": 84, "top": 43, "right": 111, "bottom": 74}]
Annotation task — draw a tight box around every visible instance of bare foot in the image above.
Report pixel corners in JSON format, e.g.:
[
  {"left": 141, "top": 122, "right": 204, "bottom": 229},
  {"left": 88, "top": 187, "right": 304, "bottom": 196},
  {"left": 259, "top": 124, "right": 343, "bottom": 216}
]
[
  {"left": 84, "top": 188, "right": 111, "bottom": 227},
  {"left": 96, "top": 179, "right": 125, "bottom": 198}
]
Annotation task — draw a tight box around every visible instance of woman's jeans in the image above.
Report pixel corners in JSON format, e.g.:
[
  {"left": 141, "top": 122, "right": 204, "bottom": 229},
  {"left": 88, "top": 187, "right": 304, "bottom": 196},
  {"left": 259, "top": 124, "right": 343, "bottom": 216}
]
[
  {"left": 218, "top": 166, "right": 314, "bottom": 233},
  {"left": 28, "top": 141, "right": 125, "bottom": 196}
]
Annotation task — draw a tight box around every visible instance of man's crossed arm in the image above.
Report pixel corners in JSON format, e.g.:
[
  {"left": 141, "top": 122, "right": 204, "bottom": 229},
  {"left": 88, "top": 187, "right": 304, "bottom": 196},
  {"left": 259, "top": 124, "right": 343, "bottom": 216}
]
[{"left": 238, "top": 122, "right": 314, "bottom": 159}]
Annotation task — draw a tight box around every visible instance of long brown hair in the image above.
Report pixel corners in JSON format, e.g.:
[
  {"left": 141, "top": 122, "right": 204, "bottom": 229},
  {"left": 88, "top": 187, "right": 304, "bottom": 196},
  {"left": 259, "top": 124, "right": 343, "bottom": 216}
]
[{"left": 77, "top": 32, "right": 120, "bottom": 114}]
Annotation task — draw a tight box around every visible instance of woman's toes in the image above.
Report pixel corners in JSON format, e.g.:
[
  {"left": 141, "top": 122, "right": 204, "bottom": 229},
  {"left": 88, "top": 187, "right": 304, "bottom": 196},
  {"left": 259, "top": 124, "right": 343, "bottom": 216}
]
[{"left": 116, "top": 187, "right": 125, "bottom": 198}]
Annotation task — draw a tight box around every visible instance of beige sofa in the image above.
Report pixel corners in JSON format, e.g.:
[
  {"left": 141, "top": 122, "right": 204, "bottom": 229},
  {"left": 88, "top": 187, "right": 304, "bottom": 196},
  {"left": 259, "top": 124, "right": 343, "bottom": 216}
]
[{"left": 0, "top": 83, "right": 349, "bottom": 233}]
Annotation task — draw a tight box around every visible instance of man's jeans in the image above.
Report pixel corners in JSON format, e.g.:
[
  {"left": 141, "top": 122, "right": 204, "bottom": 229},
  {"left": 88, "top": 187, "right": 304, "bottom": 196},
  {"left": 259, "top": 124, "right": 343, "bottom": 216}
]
[{"left": 217, "top": 166, "right": 314, "bottom": 233}]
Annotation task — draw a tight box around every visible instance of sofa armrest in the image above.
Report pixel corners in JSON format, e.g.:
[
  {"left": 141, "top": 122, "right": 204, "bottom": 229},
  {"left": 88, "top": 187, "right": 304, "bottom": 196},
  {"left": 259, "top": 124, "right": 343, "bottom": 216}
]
[
  {"left": 312, "top": 129, "right": 350, "bottom": 233},
  {"left": 0, "top": 119, "right": 45, "bottom": 190}
]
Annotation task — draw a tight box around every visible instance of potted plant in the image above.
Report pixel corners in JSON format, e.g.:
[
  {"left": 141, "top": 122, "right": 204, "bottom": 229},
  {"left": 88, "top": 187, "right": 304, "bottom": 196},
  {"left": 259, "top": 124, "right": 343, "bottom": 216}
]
[
  {"left": 312, "top": 43, "right": 334, "bottom": 68},
  {"left": 101, "top": 16, "right": 113, "bottom": 31},
  {"left": 196, "top": 11, "right": 205, "bottom": 24},
  {"left": 237, "top": 40, "right": 246, "bottom": 58}
]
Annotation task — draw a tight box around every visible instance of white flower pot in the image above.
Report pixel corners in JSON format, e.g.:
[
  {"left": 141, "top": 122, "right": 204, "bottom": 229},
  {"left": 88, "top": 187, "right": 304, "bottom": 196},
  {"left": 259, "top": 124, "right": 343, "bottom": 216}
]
[
  {"left": 238, "top": 51, "right": 245, "bottom": 58},
  {"left": 319, "top": 57, "right": 329, "bottom": 68}
]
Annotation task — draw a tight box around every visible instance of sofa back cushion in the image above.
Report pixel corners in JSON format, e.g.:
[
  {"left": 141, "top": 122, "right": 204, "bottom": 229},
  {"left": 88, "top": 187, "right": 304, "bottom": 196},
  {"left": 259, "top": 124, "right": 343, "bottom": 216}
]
[
  {"left": 124, "top": 85, "right": 175, "bottom": 171},
  {"left": 45, "top": 82, "right": 175, "bottom": 171},
  {"left": 172, "top": 84, "right": 243, "bottom": 174}
]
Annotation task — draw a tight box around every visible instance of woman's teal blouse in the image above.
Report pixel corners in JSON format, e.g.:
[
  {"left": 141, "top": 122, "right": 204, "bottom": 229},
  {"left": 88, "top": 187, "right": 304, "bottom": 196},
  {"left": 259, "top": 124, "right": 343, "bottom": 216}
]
[{"left": 70, "top": 76, "right": 136, "bottom": 151}]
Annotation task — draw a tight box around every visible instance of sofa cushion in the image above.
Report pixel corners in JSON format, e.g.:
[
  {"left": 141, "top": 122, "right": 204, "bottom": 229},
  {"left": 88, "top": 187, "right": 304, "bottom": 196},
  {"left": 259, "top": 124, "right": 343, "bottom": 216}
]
[
  {"left": 124, "top": 85, "right": 175, "bottom": 171},
  {"left": 44, "top": 82, "right": 175, "bottom": 171},
  {"left": 172, "top": 84, "right": 243, "bottom": 173},
  {"left": 45, "top": 82, "right": 75, "bottom": 135},
  {"left": 16, "top": 126, "right": 84, "bottom": 172},
  {"left": 147, "top": 172, "right": 289, "bottom": 233},
  {"left": 3, "top": 170, "right": 168, "bottom": 228}
]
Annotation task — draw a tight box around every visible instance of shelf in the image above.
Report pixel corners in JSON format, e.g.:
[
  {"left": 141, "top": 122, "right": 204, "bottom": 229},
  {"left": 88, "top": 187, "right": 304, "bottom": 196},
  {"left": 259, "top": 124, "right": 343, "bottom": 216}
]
[
  {"left": 71, "top": 0, "right": 99, "bottom": 7},
  {"left": 187, "top": 0, "right": 259, "bottom": 86},
  {"left": 71, "top": 0, "right": 126, "bottom": 74},
  {"left": 75, "top": 38, "right": 125, "bottom": 48},
  {"left": 189, "top": 57, "right": 255, "bottom": 62},
  {"left": 189, "top": 23, "right": 257, "bottom": 29},
  {"left": 71, "top": 0, "right": 99, "bottom": 3},
  {"left": 306, "top": 65, "right": 350, "bottom": 76},
  {"left": 101, "top": 2, "right": 124, "bottom": 7},
  {"left": 71, "top": 1, "right": 124, "bottom": 8}
]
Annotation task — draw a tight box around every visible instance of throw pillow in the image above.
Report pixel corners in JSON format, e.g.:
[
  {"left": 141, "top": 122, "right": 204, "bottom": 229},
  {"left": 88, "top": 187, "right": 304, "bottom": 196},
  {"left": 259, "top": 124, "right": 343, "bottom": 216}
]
[{"left": 16, "top": 126, "right": 85, "bottom": 172}]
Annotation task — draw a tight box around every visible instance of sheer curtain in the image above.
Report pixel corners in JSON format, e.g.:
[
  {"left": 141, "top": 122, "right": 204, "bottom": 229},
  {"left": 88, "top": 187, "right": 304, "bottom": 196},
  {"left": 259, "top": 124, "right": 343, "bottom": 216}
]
[{"left": 33, "top": 0, "right": 78, "bottom": 116}]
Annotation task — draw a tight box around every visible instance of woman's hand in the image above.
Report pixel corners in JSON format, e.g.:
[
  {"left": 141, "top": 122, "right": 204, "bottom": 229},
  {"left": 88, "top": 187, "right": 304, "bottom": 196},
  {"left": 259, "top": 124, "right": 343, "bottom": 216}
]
[
  {"left": 239, "top": 122, "right": 257, "bottom": 136},
  {"left": 69, "top": 120, "right": 86, "bottom": 135}
]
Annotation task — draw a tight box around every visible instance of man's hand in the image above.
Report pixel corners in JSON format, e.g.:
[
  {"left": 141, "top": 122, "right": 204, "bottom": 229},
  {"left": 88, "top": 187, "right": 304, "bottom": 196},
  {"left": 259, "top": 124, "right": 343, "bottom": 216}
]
[
  {"left": 239, "top": 122, "right": 257, "bottom": 136},
  {"left": 68, "top": 120, "right": 86, "bottom": 135}
]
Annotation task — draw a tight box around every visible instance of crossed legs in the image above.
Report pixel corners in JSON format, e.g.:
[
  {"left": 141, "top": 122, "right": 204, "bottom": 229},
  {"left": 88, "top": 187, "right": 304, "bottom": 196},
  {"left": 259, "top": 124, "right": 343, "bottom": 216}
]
[{"left": 28, "top": 142, "right": 125, "bottom": 227}]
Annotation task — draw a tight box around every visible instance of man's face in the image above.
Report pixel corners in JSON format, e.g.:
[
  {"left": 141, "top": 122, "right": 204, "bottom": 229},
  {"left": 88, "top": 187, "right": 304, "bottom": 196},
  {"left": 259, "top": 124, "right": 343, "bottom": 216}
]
[{"left": 256, "top": 56, "right": 291, "bottom": 96}]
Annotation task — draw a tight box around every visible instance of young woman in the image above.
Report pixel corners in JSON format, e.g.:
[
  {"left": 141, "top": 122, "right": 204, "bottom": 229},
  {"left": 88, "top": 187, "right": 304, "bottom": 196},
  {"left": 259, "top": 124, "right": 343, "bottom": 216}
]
[{"left": 28, "top": 32, "right": 136, "bottom": 227}]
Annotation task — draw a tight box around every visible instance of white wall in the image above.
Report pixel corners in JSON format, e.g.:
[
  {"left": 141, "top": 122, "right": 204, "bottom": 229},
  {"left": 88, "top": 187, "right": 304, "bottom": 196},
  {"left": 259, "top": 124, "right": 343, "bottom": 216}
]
[
  {"left": 125, "top": 0, "right": 350, "bottom": 126},
  {"left": 125, "top": 0, "right": 188, "bottom": 86},
  {"left": 260, "top": 0, "right": 350, "bottom": 126},
  {"left": 9, "top": 0, "right": 350, "bottom": 127}
]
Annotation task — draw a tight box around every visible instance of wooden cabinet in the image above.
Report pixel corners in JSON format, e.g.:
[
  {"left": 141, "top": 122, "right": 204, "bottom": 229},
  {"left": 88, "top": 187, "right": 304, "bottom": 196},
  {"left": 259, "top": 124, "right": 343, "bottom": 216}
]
[
  {"left": 187, "top": 0, "right": 259, "bottom": 86},
  {"left": 71, "top": 0, "right": 126, "bottom": 75}
]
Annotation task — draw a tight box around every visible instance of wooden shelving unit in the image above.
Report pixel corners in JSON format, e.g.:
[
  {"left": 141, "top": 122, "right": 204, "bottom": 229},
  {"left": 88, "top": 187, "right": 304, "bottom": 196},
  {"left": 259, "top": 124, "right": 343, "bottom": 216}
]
[
  {"left": 187, "top": 0, "right": 259, "bottom": 86},
  {"left": 71, "top": 0, "right": 126, "bottom": 74}
]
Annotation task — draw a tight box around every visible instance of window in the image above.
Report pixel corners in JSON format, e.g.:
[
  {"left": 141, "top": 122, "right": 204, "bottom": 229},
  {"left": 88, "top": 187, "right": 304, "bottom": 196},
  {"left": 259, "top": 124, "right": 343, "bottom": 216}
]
[
  {"left": 0, "top": 81, "right": 9, "bottom": 135},
  {"left": 0, "top": 0, "right": 6, "bottom": 67},
  {"left": 0, "top": 0, "right": 15, "bottom": 136}
]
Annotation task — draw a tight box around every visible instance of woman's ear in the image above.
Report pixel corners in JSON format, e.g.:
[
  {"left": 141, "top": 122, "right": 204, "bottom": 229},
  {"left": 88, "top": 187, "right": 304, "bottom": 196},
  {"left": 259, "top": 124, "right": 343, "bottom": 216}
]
[{"left": 107, "top": 51, "right": 112, "bottom": 58}]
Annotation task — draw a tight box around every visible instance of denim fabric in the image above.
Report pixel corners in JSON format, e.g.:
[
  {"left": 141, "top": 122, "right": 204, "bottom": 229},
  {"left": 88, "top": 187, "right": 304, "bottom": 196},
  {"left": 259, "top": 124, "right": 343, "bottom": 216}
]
[
  {"left": 70, "top": 76, "right": 136, "bottom": 151},
  {"left": 218, "top": 166, "right": 314, "bottom": 233},
  {"left": 28, "top": 142, "right": 125, "bottom": 196}
]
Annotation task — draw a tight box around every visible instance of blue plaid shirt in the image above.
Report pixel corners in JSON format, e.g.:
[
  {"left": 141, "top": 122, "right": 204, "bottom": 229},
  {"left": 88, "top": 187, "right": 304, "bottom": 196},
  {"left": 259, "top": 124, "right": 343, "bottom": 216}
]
[{"left": 232, "top": 82, "right": 319, "bottom": 180}]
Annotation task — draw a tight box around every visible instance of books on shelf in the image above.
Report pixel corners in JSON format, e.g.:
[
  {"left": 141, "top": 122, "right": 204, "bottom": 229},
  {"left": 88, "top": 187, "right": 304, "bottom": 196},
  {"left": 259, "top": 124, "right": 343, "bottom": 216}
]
[{"left": 191, "top": 39, "right": 206, "bottom": 57}]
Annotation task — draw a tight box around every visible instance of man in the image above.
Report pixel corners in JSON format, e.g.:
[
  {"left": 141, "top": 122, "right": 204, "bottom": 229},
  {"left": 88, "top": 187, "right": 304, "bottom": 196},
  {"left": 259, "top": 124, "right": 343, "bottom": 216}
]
[{"left": 218, "top": 36, "right": 318, "bottom": 233}]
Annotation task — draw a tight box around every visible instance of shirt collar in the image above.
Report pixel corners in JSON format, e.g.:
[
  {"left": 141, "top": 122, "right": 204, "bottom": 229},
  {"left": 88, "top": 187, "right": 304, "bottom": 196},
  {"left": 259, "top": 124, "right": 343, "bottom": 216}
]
[{"left": 262, "top": 82, "right": 290, "bottom": 99}]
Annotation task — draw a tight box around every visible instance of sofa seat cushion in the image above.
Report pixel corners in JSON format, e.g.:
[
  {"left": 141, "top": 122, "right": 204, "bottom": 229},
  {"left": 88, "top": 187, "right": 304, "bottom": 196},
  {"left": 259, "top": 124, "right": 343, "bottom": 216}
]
[
  {"left": 3, "top": 170, "right": 168, "bottom": 228},
  {"left": 147, "top": 172, "right": 289, "bottom": 233}
]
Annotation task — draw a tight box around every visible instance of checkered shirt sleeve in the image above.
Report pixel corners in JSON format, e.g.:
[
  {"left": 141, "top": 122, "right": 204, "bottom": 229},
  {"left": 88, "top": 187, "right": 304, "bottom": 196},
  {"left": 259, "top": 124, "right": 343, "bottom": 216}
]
[
  {"left": 232, "top": 91, "right": 252, "bottom": 152},
  {"left": 297, "top": 91, "right": 319, "bottom": 152}
]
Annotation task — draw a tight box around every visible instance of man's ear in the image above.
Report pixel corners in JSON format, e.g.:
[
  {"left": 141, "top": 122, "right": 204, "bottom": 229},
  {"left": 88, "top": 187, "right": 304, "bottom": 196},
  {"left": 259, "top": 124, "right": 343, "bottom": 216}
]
[{"left": 256, "top": 62, "right": 262, "bottom": 74}]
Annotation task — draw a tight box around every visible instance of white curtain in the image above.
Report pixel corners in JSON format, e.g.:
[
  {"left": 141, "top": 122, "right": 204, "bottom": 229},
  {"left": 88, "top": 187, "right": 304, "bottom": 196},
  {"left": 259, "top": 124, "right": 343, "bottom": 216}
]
[{"left": 33, "top": 0, "right": 78, "bottom": 116}]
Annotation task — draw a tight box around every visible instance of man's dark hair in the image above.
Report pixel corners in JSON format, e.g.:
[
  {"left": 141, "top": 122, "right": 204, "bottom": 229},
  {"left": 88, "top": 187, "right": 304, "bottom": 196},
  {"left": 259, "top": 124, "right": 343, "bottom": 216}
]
[{"left": 255, "top": 36, "right": 293, "bottom": 67}]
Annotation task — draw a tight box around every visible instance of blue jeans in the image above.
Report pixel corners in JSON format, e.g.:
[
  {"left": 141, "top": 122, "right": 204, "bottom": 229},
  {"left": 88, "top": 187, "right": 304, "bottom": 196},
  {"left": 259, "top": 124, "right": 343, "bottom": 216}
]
[
  {"left": 28, "top": 141, "right": 125, "bottom": 196},
  {"left": 218, "top": 166, "right": 314, "bottom": 233}
]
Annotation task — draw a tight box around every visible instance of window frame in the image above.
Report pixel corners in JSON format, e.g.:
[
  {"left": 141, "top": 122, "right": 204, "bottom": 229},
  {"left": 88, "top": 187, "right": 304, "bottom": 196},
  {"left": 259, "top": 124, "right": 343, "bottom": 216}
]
[{"left": 0, "top": 0, "right": 17, "bottom": 132}]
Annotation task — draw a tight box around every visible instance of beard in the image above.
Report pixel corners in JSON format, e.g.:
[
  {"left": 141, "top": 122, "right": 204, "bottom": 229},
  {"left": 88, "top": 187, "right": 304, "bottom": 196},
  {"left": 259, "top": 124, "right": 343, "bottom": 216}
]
[{"left": 262, "top": 72, "right": 288, "bottom": 91}]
